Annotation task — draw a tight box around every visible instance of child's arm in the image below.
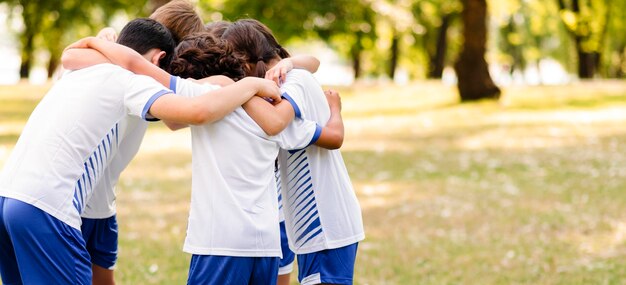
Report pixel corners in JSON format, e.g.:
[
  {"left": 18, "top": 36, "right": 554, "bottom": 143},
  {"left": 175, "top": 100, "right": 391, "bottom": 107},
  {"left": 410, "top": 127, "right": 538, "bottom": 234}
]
[
  {"left": 59, "top": 28, "right": 119, "bottom": 70},
  {"left": 62, "top": 37, "right": 172, "bottom": 88},
  {"left": 149, "top": 76, "right": 281, "bottom": 125},
  {"left": 195, "top": 75, "right": 235, "bottom": 86},
  {"left": 242, "top": 98, "right": 296, "bottom": 136},
  {"left": 162, "top": 76, "right": 235, "bottom": 131},
  {"left": 315, "top": 89, "right": 344, "bottom": 149},
  {"left": 61, "top": 48, "right": 111, "bottom": 68},
  {"left": 241, "top": 89, "right": 344, "bottom": 149},
  {"left": 265, "top": 55, "right": 320, "bottom": 85}
]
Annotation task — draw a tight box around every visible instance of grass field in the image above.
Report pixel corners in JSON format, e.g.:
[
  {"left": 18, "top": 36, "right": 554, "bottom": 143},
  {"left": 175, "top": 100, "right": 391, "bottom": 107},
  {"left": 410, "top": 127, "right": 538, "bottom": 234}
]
[{"left": 1, "top": 80, "right": 625, "bottom": 284}]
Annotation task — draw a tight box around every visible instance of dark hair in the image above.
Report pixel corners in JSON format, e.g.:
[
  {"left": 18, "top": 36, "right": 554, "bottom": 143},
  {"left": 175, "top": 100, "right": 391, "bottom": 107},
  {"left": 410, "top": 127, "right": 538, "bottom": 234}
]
[
  {"left": 168, "top": 32, "right": 245, "bottom": 81},
  {"left": 238, "top": 19, "right": 290, "bottom": 59},
  {"left": 149, "top": 0, "right": 204, "bottom": 44},
  {"left": 221, "top": 20, "right": 282, "bottom": 78},
  {"left": 117, "top": 18, "right": 176, "bottom": 69}
]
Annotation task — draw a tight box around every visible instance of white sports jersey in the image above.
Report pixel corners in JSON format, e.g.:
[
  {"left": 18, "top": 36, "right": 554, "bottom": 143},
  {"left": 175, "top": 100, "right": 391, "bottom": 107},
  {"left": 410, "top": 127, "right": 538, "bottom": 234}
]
[
  {"left": 277, "top": 69, "right": 365, "bottom": 254},
  {"left": 81, "top": 116, "right": 148, "bottom": 219},
  {"left": 0, "top": 64, "right": 172, "bottom": 230},
  {"left": 171, "top": 77, "right": 321, "bottom": 257}
]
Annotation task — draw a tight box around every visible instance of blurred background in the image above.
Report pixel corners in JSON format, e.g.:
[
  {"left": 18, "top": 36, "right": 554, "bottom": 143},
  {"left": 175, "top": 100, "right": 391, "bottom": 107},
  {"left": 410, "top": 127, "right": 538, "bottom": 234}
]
[
  {"left": 0, "top": 0, "right": 625, "bottom": 90},
  {"left": 1, "top": 0, "right": 626, "bottom": 284}
]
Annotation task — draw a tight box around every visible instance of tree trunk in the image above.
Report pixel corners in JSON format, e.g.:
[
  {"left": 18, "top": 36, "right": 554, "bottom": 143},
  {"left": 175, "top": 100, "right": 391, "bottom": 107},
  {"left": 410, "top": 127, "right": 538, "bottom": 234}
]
[
  {"left": 388, "top": 29, "right": 399, "bottom": 79},
  {"left": 454, "top": 0, "right": 500, "bottom": 101},
  {"left": 351, "top": 47, "right": 362, "bottom": 79},
  {"left": 47, "top": 51, "right": 60, "bottom": 78},
  {"left": 19, "top": 32, "right": 35, "bottom": 79},
  {"left": 351, "top": 32, "right": 363, "bottom": 79},
  {"left": 428, "top": 14, "right": 451, "bottom": 79},
  {"left": 576, "top": 48, "right": 598, "bottom": 78},
  {"left": 557, "top": 0, "right": 599, "bottom": 78}
]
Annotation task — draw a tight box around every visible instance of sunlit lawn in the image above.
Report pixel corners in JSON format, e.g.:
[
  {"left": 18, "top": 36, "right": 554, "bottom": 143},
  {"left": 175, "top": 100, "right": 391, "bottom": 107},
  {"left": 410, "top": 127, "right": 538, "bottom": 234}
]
[{"left": 1, "top": 80, "right": 625, "bottom": 284}]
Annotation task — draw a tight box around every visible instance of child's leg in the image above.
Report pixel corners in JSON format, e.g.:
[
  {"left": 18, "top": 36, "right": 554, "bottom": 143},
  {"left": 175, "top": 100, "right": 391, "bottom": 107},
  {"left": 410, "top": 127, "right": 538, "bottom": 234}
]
[
  {"left": 277, "top": 221, "right": 295, "bottom": 285},
  {"left": 3, "top": 197, "right": 92, "bottom": 285},
  {"left": 0, "top": 197, "right": 23, "bottom": 285},
  {"left": 297, "top": 243, "right": 358, "bottom": 285},
  {"left": 81, "top": 216, "right": 119, "bottom": 285}
]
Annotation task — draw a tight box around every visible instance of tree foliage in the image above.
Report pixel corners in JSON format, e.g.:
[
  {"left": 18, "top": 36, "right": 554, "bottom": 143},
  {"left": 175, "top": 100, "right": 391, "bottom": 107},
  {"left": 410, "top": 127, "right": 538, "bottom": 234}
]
[
  {"left": 2, "top": 0, "right": 148, "bottom": 78},
  {"left": 2, "top": 0, "right": 625, "bottom": 82}
]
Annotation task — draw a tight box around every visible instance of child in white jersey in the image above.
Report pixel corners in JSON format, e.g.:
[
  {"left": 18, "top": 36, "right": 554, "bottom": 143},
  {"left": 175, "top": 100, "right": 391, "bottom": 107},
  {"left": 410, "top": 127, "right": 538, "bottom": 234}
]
[
  {"left": 234, "top": 19, "right": 365, "bottom": 285},
  {"left": 61, "top": 28, "right": 341, "bottom": 284},
  {"left": 0, "top": 18, "right": 282, "bottom": 285},
  {"left": 81, "top": 3, "right": 206, "bottom": 284}
]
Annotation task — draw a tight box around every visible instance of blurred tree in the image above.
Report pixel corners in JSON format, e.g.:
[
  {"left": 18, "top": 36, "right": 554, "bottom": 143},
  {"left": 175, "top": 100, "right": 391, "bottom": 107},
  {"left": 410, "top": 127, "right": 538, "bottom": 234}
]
[
  {"left": 203, "top": 0, "right": 376, "bottom": 79},
  {"left": 556, "top": 0, "right": 609, "bottom": 78},
  {"left": 454, "top": 0, "right": 500, "bottom": 101},
  {"left": 369, "top": 0, "right": 414, "bottom": 79},
  {"left": 601, "top": 0, "right": 626, "bottom": 77},
  {"left": 2, "top": 0, "right": 147, "bottom": 78},
  {"left": 492, "top": 0, "right": 563, "bottom": 82},
  {"left": 412, "top": 0, "right": 461, "bottom": 79}
]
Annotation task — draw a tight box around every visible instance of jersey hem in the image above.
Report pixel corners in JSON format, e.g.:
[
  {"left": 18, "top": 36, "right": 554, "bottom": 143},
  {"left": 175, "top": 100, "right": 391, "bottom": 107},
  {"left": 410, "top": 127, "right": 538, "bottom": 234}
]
[
  {"left": 0, "top": 191, "right": 81, "bottom": 230},
  {"left": 290, "top": 233, "right": 365, "bottom": 254},
  {"left": 183, "top": 245, "right": 282, "bottom": 258},
  {"left": 80, "top": 210, "right": 116, "bottom": 219}
]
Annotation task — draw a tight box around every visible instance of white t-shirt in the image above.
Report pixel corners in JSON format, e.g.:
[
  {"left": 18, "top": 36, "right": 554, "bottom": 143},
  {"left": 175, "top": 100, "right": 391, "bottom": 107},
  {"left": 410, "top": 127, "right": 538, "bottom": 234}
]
[
  {"left": 277, "top": 69, "right": 365, "bottom": 254},
  {"left": 0, "top": 64, "right": 172, "bottom": 230},
  {"left": 81, "top": 116, "right": 148, "bottom": 219},
  {"left": 171, "top": 77, "right": 320, "bottom": 257}
]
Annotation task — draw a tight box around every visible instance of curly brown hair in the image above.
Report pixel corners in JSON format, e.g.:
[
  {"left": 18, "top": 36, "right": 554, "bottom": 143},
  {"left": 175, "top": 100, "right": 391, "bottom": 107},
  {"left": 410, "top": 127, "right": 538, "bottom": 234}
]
[{"left": 168, "top": 32, "right": 245, "bottom": 81}]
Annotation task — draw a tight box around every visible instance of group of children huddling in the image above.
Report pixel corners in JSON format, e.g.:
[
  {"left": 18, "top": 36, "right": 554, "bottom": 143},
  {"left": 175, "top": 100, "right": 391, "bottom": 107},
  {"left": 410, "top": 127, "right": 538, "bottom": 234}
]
[{"left": 0, "top": 0, "right": 364, "bottom": 284}]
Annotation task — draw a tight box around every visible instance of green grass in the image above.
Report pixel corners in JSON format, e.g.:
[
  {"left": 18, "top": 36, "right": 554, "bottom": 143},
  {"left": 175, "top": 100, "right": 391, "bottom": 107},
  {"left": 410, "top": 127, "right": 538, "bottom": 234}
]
[{"left": 1, "top": 81, "right": 626, "bottom": 284}]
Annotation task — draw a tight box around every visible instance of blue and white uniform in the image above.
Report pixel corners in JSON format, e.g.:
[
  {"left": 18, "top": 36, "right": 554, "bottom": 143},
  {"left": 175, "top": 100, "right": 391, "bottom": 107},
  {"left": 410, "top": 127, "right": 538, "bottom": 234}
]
[
  {"left": 171, "top": 77, "right": 321, "bottom": 284},
  {"left": 80, "top": 116, "right": 148, "bottom": 270},
  {"left": 0, "top": 63, "right": 172, "bottom": 284},
  {"left": 276, "top": 69, "right": 365, "bottom": 285},
  {"left": 275, "top": 163, "right": 295, "bottom": 275}
]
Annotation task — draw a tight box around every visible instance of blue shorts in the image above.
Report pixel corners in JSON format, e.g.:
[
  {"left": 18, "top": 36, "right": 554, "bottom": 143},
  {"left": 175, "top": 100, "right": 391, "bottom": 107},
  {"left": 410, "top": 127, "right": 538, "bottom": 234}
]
[
  {"left": 81, "top": 215, "right": 119, "bottom": 270},
  {"left": 187, "top": 255, "right": 279, "bottom": 285},
  {"left": 278, "top": 221, "right": 295, "bottom": 275},
  {"left": 0, "top": 196, "right": 91, "bottom": 285},
  {"left": 297, "top": 243, "right": 359, "bottom": 285}
]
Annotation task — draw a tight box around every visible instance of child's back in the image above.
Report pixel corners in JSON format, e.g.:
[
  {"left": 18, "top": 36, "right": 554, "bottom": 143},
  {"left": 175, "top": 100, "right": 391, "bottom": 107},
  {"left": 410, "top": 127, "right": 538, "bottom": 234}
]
[
  {"left": 277, "top": 69, "right": 365, "bottom": 253},
  {"left": 171, "top": 77, "right": 319, "bottom": 257}
]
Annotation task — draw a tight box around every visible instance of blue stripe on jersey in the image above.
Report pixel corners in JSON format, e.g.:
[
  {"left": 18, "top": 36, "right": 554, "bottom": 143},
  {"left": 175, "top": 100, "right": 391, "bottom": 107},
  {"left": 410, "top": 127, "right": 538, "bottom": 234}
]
[
  {"left": 170, "top": 76, "right": 178, "bottom": 92},
  {"left": 281, "top": 92, "right": 302, "bottom": 118},
  {"left": 115, "top": 123, "right": 119, "bottom": 146},
  {"left": 308, "top": 124, "right": 323, "bottom": 147},
  {"left": 72, "top": 123, "right": 119, "bottom": 215},
  {"left": 284, "top": 149, "right": 324, "bottom": 248},
  {"left": 275, "top": 162, "right": 283, "bottom": 211},
  {"left": 141, "top": 89, "right": 173, "bottom": 121},
  {"left": 88, "top": 157, "right": 96, "bottom": 181}
]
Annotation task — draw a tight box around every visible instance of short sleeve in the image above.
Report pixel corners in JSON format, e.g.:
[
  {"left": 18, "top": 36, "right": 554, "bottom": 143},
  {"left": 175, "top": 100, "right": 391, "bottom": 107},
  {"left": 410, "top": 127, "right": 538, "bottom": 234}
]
[
  {"left": 123, "top": 73, "right": 173, "bottom": 121},
  {"left": 173, "top": 76, "right": 221, "bottom": 98},
  {"left": 270, "top": 118, "right": 322, "bottom": 151},
  {"left": 280, "top": 73, "right": 307, "bottom": 119}
]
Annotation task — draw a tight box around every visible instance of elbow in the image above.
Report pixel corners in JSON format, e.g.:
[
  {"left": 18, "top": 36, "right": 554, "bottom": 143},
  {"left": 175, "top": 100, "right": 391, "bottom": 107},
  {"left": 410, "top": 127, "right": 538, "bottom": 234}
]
[
  {"left": 60, "top": 52, "right": 74, "bottom": 70},
  {"left": 321, "top": 131, "right": 344, "bottom": 150},
  {"left": 327, "top": 137, "right": 343, "bottom": 149},
  {"left": 264, "top": 119, "right": 289, "bottom": 136}
]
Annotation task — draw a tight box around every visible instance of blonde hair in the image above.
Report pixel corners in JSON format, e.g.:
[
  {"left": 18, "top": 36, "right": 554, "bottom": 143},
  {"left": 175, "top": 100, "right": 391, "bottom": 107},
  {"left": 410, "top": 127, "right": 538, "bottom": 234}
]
[{"left": 149, "top": 0, "right": 204, "bottom": 44}]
